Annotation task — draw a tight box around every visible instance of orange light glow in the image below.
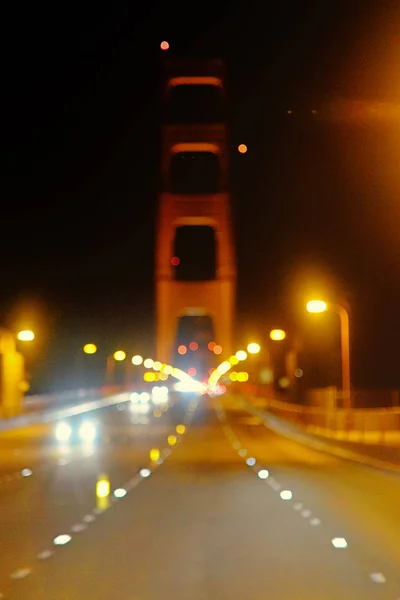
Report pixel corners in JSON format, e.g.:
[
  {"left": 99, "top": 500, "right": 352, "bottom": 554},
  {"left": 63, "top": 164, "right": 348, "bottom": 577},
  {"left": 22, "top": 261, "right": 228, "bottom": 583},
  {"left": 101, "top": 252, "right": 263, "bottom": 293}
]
[
  {"left": 213, "top": 345, "right": 222, "bottom": 355},
  {"left": 238, "top": 144, "right": 247, "bottom": 154},
  {"left": 178, "top": 345, "right": 187, "bottom": 355},
  {"left": 189, "top": 341, "right": 198, "bottom": 351},
  {"left": 208, "top": 341, "right": 216, "bottom": 351},
  {"left": 160, "top": 41, "right": 169, "bottom": 51},
  {"left": 209, "top": 368, "right": 215, "bottom": 375},
  {"left": 188, "top": 367, "right": 197, "bottom": 376},
  {"left": 171, "top": 256, "right": 180, "bottom": 266}
]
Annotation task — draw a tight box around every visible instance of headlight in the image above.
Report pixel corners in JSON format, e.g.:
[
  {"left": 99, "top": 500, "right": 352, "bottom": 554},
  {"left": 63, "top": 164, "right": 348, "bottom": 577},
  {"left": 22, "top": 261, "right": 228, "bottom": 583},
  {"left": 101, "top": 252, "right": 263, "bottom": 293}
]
[
  {"left": 55, "top": 421, "right": 72, "bottom": 443},
  {"left": 78, "top": 421, "right": 97, "bottom": 443}
]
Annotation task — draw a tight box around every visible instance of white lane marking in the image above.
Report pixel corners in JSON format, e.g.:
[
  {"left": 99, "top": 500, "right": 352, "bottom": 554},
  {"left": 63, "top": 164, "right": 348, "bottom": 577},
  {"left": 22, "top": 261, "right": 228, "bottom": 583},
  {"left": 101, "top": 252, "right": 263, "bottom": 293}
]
[
  {"left": 369, "top": 572, "right": 386, "bottom": 583},
  {"left": 293, "top": 502, "right": 303, "bottom": 511},
  {"left": 53, "top": 534, "right": 72, "bottom": 546},
  {"left": 301, "top": 509, "right": 312, "bottom": 518},
  {"left": 37, "top": 550, "right": 53, "bottom": 560},
  {"left": 310, "top": 517, "right": 321, "bottom": 526},
  {"left": 280, "top": 490, "right": 293, "bottom": 500},
  {"left": 71, "top": 523, "right": 87, "bottom": 533},
  {"left": 83, "top": 514, "right": 96, "bottom": 523},
  {"left": 21, "top": 468, "right": 32, "bottom": 477},
  {"left": 11, "top": 567, "right": 32, "bottom": 579},
  {"left": 257, "top": 469, "right": 269, "bottom": 479}
]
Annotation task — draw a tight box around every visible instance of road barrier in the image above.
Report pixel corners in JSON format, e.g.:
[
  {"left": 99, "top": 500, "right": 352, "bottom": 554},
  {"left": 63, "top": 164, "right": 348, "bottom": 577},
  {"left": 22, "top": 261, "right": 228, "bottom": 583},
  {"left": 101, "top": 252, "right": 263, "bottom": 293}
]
[{"left": 233, "top": 384, "right": 400, "bottom": 445}]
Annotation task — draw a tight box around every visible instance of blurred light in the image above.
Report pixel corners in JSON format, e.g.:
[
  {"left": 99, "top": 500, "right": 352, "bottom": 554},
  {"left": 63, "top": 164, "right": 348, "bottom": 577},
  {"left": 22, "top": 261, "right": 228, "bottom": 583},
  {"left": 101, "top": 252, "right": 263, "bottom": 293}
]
[
  {"left": 237, "top": 372, "right": 249, "bottom": 382},
  {"left": 208, "top": 341, "right": 216, "bottom": 351},
  {"left": 17, "top": 329, "right": 35, "bottom": 342},
  {"left": 188, "top": 367, "right": 197, "bottom": 376},
  {"left": 247, "top": 342, "right": 260, "bottom": 354},
  {"left": 295, "top": 368, "right": 303, "bottom": 378},
  {"left": 238, "top": 448, "right": 247, "bottom": 457},
  {"left": 153, "top": 361, "right": 162, "bottom": 371},
  {"left": 246, "top": 457, "right": 256, "bottom": 466},
  {"left": 270, "top": 329, "right": 286, "bottom": 341},
  {"left": 189, "top": 341, "right": 198, "bottom": 351},
  {"left": 280, "top": 490, "right": 293, "bottom": 500},
  {"left": 139, "top": 468, "right": 151, "bottom": 478},
  {"left": 55, "top": 422, "right": 72, "bottom": 443},
  {"left": 83, "top": 343, "right": 97, "bottom": 355},
  {"left": 238, "top": 143, "right": 247, "bottom": 154},
  {"left": 229, "top": 372, "right": 237, "bottom": 381},
  {"left": 278, "top": 376, "right": 290, "bottom": 389},
  {"left": 132, "top": 355, "right": 143, "bottom": 365},
  {"left": 286, "top": 109, "right": 293, "bottom": 114},
  {"left": 131, "top": 392, "right": 139, "bottom": 403},
  {"left": 150, "top": 448, "right": 160, "bottom": 462},
  {"left": 96, "top": 475, "right": 110, "bottom": 499},
  {"left": 171, "top": 256, "right": 180, "bottom": 266},
  {"left": 235, "top": 350, "right": 247, "bottom": 361},
  {"left": 306, "top": 300, "right": 327, "bottom": 314},
  {"left": 163, "top": 365, "right": 173, "bottom": 375},
  {"left": 21, "top": 468, "right": 32, "bottom": 477},
  {"left": 154, "top": 409, "right": 162, "bottom": 418},
  {"left": 209, "top": 368, "right": 215, "bottom": 375},
  {"left": 258, "top": 469, "right": 269, "bottom": 479},
  {"left": 113, "top": 350, "right": 126, "bottom": 362},
  {"left": 160, "top": 373, "right": 168, "bottom": 381},
  {"left": 213, "top": 345, "right": 222, "bottom": 355},
  {"left": 259, "top": 368, "right": 274, "bottom": 384},
  {"left": 144, "top": 358, "right": 154, "bottom": 368},
  {"left": 176, "top": 424, "right": 186, "bottom": 434},
  {"left": 332, "top": 537, "right": 348, "bottom": 549},
  {"left": 113, "top": 488, "right": 127, "bottom": 498},
  {"left": 228, "top": 355, "right": 239, "bottom": 365},
  {"left": 78, "top": 421, "right": 97, "bottom": 443},
  {"left": 53, "top": 534, "right": 71, "bottom": 546},
  {"left": 168, "top": 434, "right": 177, "bottom": 446},
  {"left": 178, "top": 345, "right": 187, "bottom": 355},
  {"left": 160, "top": 40, "right": 170, "bottom": 51},
  {"left": 144, "top": 372, "right": 156, "bottom": 382}
]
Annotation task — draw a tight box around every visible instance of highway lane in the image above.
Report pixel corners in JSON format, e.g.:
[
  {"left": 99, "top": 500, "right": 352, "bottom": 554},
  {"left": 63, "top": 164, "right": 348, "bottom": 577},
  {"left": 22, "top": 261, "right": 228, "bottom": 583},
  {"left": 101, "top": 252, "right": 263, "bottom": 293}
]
[
  {"left": 0, "top": 390, "right": 190, "bottom": 596},
  {"left": 5, "top": 393, "right": 400, "bottom": 599}
]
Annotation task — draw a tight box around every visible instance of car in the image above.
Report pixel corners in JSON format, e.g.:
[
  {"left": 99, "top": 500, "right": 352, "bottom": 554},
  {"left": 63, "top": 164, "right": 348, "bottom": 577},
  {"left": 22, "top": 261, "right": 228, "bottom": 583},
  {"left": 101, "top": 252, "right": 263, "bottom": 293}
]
[{"left": 54, "top": 416, "right": 100, "bottom": 445}]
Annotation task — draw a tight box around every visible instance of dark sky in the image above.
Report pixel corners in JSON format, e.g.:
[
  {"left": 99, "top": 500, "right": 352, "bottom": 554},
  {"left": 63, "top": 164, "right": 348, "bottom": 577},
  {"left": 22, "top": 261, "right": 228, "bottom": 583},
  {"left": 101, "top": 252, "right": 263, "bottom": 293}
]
[{"left": 2, "top": 1, "right": 400, "bottom": 392}]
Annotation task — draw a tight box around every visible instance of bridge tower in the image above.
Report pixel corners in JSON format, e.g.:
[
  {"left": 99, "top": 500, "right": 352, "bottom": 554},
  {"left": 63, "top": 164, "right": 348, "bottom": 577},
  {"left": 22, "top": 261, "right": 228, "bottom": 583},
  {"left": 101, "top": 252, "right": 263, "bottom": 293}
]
[{"left": 156, "top": 60, "right": 236, "bottom": 363}]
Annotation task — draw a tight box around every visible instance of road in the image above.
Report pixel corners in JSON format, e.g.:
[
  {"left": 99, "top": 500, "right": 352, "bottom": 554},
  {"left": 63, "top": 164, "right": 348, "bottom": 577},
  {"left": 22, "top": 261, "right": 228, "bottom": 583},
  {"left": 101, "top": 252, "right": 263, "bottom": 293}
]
[{"left": 0, "top": 391, "right": 399, "bottom": 599}]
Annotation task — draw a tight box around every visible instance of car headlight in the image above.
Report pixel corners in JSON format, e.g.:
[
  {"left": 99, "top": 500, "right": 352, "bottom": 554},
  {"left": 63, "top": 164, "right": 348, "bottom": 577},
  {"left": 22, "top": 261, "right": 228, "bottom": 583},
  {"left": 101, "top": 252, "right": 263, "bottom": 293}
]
[
  {"left": 55, "top": 421, "right": 72, "bottom": 443},
  {"left": 78, "top": 421, "right": 97, "bottom": 443}
]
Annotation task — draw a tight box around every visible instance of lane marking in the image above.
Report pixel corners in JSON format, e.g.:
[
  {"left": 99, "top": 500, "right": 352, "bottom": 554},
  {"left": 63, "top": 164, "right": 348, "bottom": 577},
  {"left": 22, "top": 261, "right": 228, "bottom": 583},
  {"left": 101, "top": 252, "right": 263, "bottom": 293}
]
[
  {"left": 37, "top": 550, "right": 53, "bottom": 560},
  {"left": 11, "top": 567, "right": 32, "bottom": 579}
]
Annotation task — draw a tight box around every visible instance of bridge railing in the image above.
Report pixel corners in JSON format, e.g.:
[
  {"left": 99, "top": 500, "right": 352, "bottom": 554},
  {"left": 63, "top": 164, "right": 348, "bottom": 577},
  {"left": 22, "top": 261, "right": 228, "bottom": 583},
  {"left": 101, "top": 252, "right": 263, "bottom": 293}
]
[{"left": 234, "top": 384, "right": 400, "bottom": 444}]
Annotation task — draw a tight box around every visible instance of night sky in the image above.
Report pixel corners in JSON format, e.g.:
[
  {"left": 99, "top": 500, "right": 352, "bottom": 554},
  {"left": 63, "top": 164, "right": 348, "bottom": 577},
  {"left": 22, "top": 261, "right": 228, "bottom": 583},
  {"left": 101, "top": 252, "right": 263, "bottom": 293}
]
[{"left": 3, "top": 1, "right": 400, "bottom": 393}]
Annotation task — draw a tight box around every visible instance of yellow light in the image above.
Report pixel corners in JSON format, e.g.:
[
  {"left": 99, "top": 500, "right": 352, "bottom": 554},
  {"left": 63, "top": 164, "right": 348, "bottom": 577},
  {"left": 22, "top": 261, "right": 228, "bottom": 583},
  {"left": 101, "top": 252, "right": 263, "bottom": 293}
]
[
  {"left": 154, "top": 409, "right": 162, "bottom": 418},
  {"left": 217, "top": 361, "right": 231, "bottom": 375},
  {"left": 237, "top": 372, "right": 249, "bottom": 382},
  {"left": 17, "top": 330, "right": 35, "bottom": 342},
  {"left": 163, "top": 365, "right": 173, "bottom": 375},
  {"left": 176, "top": 424, "right": 186, "bottom": 435},
  {"left": 153, "top": 361, "right": 162, "bottom": 371},
  {"left": 150, "top": 448, "right": 160, "bottom": 462},
  {"left": 144, "top": 358, "right": 154, "bottom": 368},
  {"left": 229, "top": 372, "right": 238, "bottom": 381},
  {"left": 113, "top": 350, "right": 126, "bottom": 362},
  {"left": 306, "top": 300, "right": 327, "bottom": 314},
  {"left": 247, "top": 342, "right": 260, "bottom": 354},
  {"left": 278, "top": 376, "right": 291, "bottom": 389},
  {"left": 96, "top": 475, "right": 110, "bottom": 499},
  {"left": 229, "top": 355, "right": 239, "bottom": 365},
  {"left": 168, "top": 434, "right": 177, "bottom": 446},
  {"left": 132, "top": 354, "right": 143, "bottom": 365},
  {"left": 236, "top": 350, "right": 247, "bottom": 361},
  {"left": 144, "top": 372, "right": 156, "bottom": 382},
  {"left": 160, "top": 373, "right": 168, "bottom": 381},
  {"left": 270, "top": 329, "right": 286, "bottom": 341},
  {"left": 83, "top": 343, "right": 97, "bottom": 354}
]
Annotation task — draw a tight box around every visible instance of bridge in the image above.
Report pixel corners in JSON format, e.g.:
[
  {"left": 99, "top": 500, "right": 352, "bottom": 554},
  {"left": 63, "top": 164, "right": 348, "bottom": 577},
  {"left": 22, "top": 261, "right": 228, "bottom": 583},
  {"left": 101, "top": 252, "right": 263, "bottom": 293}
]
[{"left": 0, "top": 59, "right": 399, "bottom": 599}]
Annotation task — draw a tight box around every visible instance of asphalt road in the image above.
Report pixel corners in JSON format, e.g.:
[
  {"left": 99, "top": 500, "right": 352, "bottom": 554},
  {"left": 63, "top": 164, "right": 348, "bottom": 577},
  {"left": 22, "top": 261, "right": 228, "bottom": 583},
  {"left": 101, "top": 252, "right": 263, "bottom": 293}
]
[{"left": 1, "top": 392, "right": 400, "bottom": 599}]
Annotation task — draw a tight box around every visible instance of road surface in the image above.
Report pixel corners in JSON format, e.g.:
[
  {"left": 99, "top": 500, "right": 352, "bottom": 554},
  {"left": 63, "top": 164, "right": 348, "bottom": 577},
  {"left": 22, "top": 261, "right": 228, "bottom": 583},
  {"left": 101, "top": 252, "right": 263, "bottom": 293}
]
[{"left": 0, "top": 391, "right": 399, "bottom": 599}]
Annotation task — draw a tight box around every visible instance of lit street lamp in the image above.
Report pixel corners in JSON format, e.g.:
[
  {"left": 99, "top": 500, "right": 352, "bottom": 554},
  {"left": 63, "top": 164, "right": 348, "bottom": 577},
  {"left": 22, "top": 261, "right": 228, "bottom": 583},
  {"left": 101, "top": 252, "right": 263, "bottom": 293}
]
[
  {"left": 306, "top": 300, "right": 351, "bottom": 408},
  {"left": 17, "top": 330, "right": 35, "bottom": 342},
  {"left": 269, "top": 329, "right": 286, "bottom": 341}
]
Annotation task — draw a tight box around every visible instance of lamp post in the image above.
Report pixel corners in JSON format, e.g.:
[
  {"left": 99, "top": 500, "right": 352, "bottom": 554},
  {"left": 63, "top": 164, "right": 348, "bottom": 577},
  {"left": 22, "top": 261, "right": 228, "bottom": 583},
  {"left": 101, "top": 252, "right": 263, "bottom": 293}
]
[{"left": 306, "top": 300, "right": 351, "bottom": 409}]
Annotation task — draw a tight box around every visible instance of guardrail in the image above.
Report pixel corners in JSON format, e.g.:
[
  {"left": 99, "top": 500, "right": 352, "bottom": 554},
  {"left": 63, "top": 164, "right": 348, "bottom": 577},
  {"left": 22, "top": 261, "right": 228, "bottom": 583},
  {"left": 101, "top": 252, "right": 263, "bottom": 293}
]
[{"left": 234, "top": 384, "right": 400, "bottom": 445}]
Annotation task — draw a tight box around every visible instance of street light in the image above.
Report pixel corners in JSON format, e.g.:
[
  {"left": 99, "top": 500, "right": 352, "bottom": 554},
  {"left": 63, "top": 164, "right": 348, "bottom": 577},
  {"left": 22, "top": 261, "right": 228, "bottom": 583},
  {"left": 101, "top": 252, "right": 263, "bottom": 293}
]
[
  {"left": 247, "top": 342, "right": 261, "bottom": 354},
  {"left": 269, "top": 329, "right": 286, "bottom": 341},
  {"left": 306, "top": 299, "right": 351, "bottom": 408},
  {"left": 83, "top": 343, "right": 97, "bottom": 355},
  {"left": 17, "top": 330, "right": 35, "bottom": 342}
]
